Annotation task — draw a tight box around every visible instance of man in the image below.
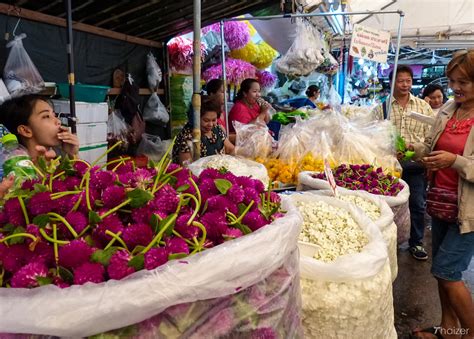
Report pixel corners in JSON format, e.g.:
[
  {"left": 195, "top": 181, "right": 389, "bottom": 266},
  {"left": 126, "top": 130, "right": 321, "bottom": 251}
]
[{"left": 373, "top": 65, "right": 434, "bottom": 260}]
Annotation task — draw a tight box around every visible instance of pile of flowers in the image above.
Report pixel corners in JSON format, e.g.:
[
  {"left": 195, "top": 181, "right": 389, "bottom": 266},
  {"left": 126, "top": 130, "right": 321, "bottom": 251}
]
[
  {"left": 311, "top": 164, "right": 404, "bottom": 197},
  {"left": 167, "top": 37, "right": 206, "bottom": 73},
  {"left": 0, "top": 144, "right": 284, "bottom": 288},
  {"left": 336, "top": 195, "right": 381, "bottom": 221},
  {"left": 202, "top": 58, "right": 256, "bottom": 86}
]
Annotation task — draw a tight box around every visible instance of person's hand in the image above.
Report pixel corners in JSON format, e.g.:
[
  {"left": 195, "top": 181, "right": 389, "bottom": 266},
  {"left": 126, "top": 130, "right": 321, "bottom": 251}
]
[
  {"left": 58, "top": 126, "right": 79, "bottom": 157},
  {"left": 422, "top": 150, "right": 457, "bottom": 171},
  {"left": 424, "top": 96, "right": 431, "bottom": 105},
  {"left": 396, "top": 151, "right": 405, "bottom": 160},
  {"left": 0, "top": 174, "right": 15, "bottom": 199},
  {"left": 32, "top": 145, "right": 57, "bottom": 164}
]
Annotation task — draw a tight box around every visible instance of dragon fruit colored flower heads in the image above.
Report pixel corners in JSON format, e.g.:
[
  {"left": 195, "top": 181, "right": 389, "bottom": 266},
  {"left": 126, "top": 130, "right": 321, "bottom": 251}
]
[{"left": 0, "top": 143, "right": 284, "bottom": 288}]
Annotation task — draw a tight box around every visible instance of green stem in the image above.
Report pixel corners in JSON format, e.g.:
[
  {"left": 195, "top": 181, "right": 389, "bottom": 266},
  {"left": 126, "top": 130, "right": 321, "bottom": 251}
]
[
  {"left": 85, "top": 174, "right": 92, "bottom": 211},
  {"left": 71, "top": 194, "right": 83, "bottom": 212},
  {"left": 152, "top": 176, "right": 171, "bottom": 195},
  {"left": 172, "top": 230, "right": 195, "bottom": 246},
  {"left": 53, "top": 224, "right": 59, "bottom": 273},
  {"left": 39, "top": 229, "right": 69, "bottom": 245},
  {"left": 48, "top": 212, "right": 78, "bottom": 238},
  {"left": 111, "top": 157, "right": 131, "bottom": 172},
  {"left": 100, "top": 198, "right": 132, "bottom": 220},
  {"left": 151, "top": 137, "right": 176, "bottom": 192},
  {"left": 52, "top": 171, "right": 65, "bottom": 181},
  {"left": 49, "top": 173, "right": 54, "bottom": 192},
  {"left": 77, "top": 225, "right": 91, "bottom": 238},
  {"left": 181, "top": 193, "right": 200, "bottom": 226},
  {"left": 17, "top": 196, "right": 30, "bottom": 225},
  {"left": 0, "top": 233, "right": 37, "bottom": 244},
  {"left": 104, "top": 230, "right": 124, "bottom": 251},
  {"left": 91, "top": 140, "right": 123, "bottom": 167},
  {"left": 50, "top": 190, "right": 81, "bottom": 200},
  {"left": 30, "top": 162, "right": 45, "bottom": 178},
  {"left": 141, "top": 213, "right": 177, "bottom": 255},
  {"left": 100, "top": 156, "right": 131, "bottom": 171},
  {"left": 230, "top": 200, "right": 254, "bottom": 225},
  {"left": 188, "top": 177, "right": 201, "bottom": 207},
  {"left": 190, "top": 221, "right": 207, "bottom": 255}
]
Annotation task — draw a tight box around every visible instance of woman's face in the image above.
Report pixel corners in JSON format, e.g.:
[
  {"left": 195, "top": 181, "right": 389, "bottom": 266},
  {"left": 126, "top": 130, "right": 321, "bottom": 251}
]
[
  {"left": 26, "top": 100, "right": 62, "bottom": 147},
  {"left": 448, "top": 67, "right": 474, "bottom": 106},
  {"left": 427, "top": 89, "right": 444, "bottom": 109},
  {"left": 243, "top": 82, "right": 261, "bottom": 104},
  {"left": 200, "top": 111, "right": 218, "bottom": 133},
  {"left": 210, "top": 85, "right": 225, "bottom": 106}
]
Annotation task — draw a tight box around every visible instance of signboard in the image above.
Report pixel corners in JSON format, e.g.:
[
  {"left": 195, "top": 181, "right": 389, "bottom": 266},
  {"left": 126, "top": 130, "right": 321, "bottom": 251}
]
[{"left": 349, "top": 24, "right": 391, "bottom": 63}]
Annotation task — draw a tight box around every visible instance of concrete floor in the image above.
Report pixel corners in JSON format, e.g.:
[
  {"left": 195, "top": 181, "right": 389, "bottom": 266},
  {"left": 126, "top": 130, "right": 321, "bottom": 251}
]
[{"left": 393, "top": 227, "right": 474, "bottom": 338}]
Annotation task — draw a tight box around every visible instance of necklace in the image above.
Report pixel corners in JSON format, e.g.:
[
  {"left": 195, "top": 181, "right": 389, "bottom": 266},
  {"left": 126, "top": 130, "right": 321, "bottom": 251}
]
[{"left": 452, "top": 108, "right": 473, "bottom": 130}]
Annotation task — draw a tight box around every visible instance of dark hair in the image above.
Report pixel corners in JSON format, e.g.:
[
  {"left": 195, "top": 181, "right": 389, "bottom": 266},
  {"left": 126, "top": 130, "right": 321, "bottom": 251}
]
[
  {"left": 206, "top": 79, "right": 224, "bottom": 95},
  {"left": 389, "top": 65, "right": 414, "bottom": 81},
  {"left": 422, "top": 84, "right": 445, "bottom": 100},
  {"left": 0, "top": 95, "right": 46, "bottom": 142},
  {"left": 234, "top": 78, "right": 259, "bottom": 102},
  {"left": 446, "top": 49, "right": 474, "bottom": 81},
  {"left": 305, "top": 85, "right": 320, "bottom": 98},
  {"left": 200, "top": 96, "right": 221, "bottom": 117}
]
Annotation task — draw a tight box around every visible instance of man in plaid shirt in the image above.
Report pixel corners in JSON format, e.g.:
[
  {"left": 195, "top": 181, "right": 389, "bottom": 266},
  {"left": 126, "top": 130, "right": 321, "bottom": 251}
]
[{"left": 373, "top": 65, "right": 434, "bottom": 260}]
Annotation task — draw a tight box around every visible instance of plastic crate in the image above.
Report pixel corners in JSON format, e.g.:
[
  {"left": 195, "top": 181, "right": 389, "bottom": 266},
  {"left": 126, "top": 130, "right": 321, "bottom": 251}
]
[{"left": 57, "top": 83, "right": 110, "bottom": 103}]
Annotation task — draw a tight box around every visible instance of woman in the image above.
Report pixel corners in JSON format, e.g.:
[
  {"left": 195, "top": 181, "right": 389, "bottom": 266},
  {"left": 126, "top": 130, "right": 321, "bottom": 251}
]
[
  {"left": 423, "top": 84, "right": 446, "bottom": 115},
  {"left": 228, "top": 78, "right": 271, "bottom": 141},
  {"left": 410, "top": 50, "right": 474, "bottom": 339},
  {"left": 205, "top": 79, "right": 226, "bottom": 130},
  {"left": 173, "top": 97, "right": 234, "bottom": 165},
  {"left": 280, "top": 85, "right": 320, "bottom": 109}
]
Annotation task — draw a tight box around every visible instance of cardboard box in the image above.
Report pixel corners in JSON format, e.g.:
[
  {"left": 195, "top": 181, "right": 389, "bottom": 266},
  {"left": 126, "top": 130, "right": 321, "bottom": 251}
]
[
  {"left": 51, "top": 100, "right": 108, "bottom": 124},
  {"left": 79, "top": 142, "right": 108, "bottom": 165}
]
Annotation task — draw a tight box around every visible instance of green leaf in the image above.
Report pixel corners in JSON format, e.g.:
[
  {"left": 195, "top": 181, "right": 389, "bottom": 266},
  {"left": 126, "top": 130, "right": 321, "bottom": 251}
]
[
  {"left": 128, "top": 254, "right": 145, "bottom": 270},
  {"left": 233, "top": 223, "right": 252, "bottom": 235},
  {"left": 159, "top": 213, "right": 177, "bottom": 236},
  {"left": 89, "top": 211, "right": 102, "bottom": 224},
  {"left": 150, "top": 213, "right": 160, "bottom": 233},
  {"left": 91, "top": 247, "right": 119, "bottom": 266},
  {"left": 1, "top": 223, "right": 15, "bottom": 234},
  {"left": 237, "top": 203, "right": 247, "bottom": 215},
  {"left": 36, "top": 276, "right": 53, "bottom": 286},
  {"left": 37, "top": 156, "right": 48, "bottom": 174},
  {"left": 32, "top": 214, "right": 50, "bottom": 228},
  {"left": 176, "top": 184, "right": 190, "bottom": 192},
  {"left": 168, "top": 253, "right": 188, "bottom": 260},
  {"left": 131, "top": 245, "right": 146, "bottom": 256},
  {"left": 214, "top": 179, "right": 232, "bottom": 195},
  {"left": 126, "top": 188, "right": 154, "bottom": 208},
  {"left": 8, "top": 226, "right": 26, "bottom": 245},
  {"left": 33, "top": 184, "right": 49, "bottom": 193},
  {"left": 58, "top": 266, "right": 74, "bottom": 284},
  {"left": 168, "top": 176, "right": 178, "bottom": 186},
  {"left": 84, "top": 235, "right": 95, "bottom": 247}
]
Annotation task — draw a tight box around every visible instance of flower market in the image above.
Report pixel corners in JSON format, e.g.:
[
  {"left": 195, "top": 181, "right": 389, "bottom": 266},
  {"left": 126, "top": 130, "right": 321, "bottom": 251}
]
[{"left": 0, "top": 0, "right": 473, "bottom": 338}]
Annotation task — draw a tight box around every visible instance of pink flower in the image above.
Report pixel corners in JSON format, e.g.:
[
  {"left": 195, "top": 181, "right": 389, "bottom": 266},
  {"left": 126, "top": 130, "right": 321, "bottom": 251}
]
[
  {"left": 222, "top": 227, "right": 243, "bottom": 240},
  {"left": 165, "top": 237, "right": 189, "bottom": 255},
  {"left": 11, "top": 261, "right": 49, "bottom": 288},
  {"left": 151, "top": 194, "right": 180, "bottom": 215},
  {"left": 131, "top": 168, "right": 154, "bottom": 189},
  {"left": 243, "top": 210, "right": 269, "bottom": 231},
  {"left": 199, "top": 168, "right": 221, "bottom": 181},
  {"left": 30, "top": 242, "right": 54, "bottom": 267},
  {"left": 122, "top": 224, "right": 154, "bottom": 249},
  {"left": 73, "top": 161, "right": 90, "bottom": 176},
  {"left": 73, "top": 262, "right": 105, "bottom": 285},
  {"left": 20, "top": 179, "right": 40, "bottom": 190},
  {"left": 0, "top": 211, "right": 8, "bottom": 225},
  {"left": 250, "top": 327, "right": 277, "bottom": 339},
  {"left": 28, "top": 192, "right": 54, "bottom": 216},
  {"left": 199, "top": 211, "right": 228, "bottom": 242},
  {"left": 102, "top": 186, "right": 126, "bottom": 209},
  {"left": 227, "top": 185, "right": 245, "bottom": 204},
  {"left": 59, "top": 239, "right": 94, "bottom": 269},
  {"left": 269, "top": 192, "right": 281, "bottom": 204},
  {"left": 199, "top": 178, "right": 219, "bottom": 202},
  {"left": 51, "top": 179, "right": 68, "bottom": 193},
  {"left": 90, "top": 170, "right": 117, "bottom": 191},
  {"left": 222, "top": 172, "right": 238, "bottom": 185},
  {"left": 65, "top": 211, "right": 88, "bottom": 234},
  {"left": 243, "top": 187, "right": 261, "bottom": 205},
  {"left": 118, "top": 172, "right": 133, "bottom": 185},
  {"left": 107, "top": 250, "right": 136, "bottom": 280},
  {"left": 4, "top": 198, "right": 25, "bottom": 226},
  {"left": 92, "top": 215, "right": 125, "bottom": 247},
  {"left": 165, "top": 163, "right": 180, "bottom": 174},
  {"left": 115, "top": 161, "right": 133, "bottom": 175},
  {"left": 55, "top": 194, "right": 79, "bottom": 215},
  {"left": 175, "top": 213, "right": 200, "bottom": 239},
  {"left": 207, "top": 195, "right": 238, "bottom": 214},
  {"left": 53, "top": 276, "right": 70, "bottom": 289},
  {"left": 1, "top": 244, "right": 32, "bottom": 273},
  {"left": 144, "top": 247, "right": 169, "bottom": 270},
  {"left": 64, "top": 176, "right": 81, "bottom": 190}
]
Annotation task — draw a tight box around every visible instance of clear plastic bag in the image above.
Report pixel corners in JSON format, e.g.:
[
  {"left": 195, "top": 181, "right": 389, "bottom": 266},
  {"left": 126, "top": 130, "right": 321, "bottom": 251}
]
[
  {"left": 143, "top": 92, "right": 169, "bottom": 125},
  {"left": 146, "top": 52, "right": 162, "bottom": 91},
  {"left": 107, "top": 110, "right": 131, "bottom": 151},
  {"left": 234, "top": 121, "right": 273, "bottom": 159},
  {"left": 3, "top": 34, "right": 44, "bottom": 96},
  {"left": 136, "top": 133, "right": 171, "bottom": 162}
]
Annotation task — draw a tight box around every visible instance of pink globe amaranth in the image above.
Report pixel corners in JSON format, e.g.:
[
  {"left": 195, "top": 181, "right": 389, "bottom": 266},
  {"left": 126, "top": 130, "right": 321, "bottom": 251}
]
[
  {"left": 122, "top": 223, "right": 154, "bottom": 250},
  {"left": 222, "top": 227, "right": 243, "bottom": 240},
  {"left": 199, "top": 168, "right": 221, "bottom": 181},
  {"left": 73, "top": 262, "right": 105, "bottom": 285},
  {"left": 198, "top": 178, "right": 219, "bottom": 202},
  {"left": 92, "top": 215, "right": 125, "bottom": 247},
  {"left": 243, "top": 187, "right": 261, "bottom": 205},
  {"left": 175, "top": 213, "right": 200, "bottom": 239},
  {"left": 107, "top": 250, "right": 136, "bottom": 280},
  {"left": 64, "top": 176, "right": 81, "bottom": 190},
  {"left": 226, "top": 185, "right": 245, "bottom": 204},
  {"left": 165, "top": 237, "right": 190, "bottom": 255},
  {"left": 53, "top": 276, "right": 70, "bottom": 289},
  {"left": 131, "top": 168, "right": 154, "bottom": 188},
  {"left": 20, "top": 178, "right": 40, "bottom": 190},
  {"left": 1, "top": 244, "right": 33, "bottom": 273},
  {"left": 90, "top": 170, "right": 117, "bottom": 191},
  {"left": 102, "top": 185, "right": 126, "bottom": 209},
  {"left": 144, "top": 247, "right": 169, "bottom": 270},
  {"left": 207, "top": 195, "right": 238, "bottom": 215},
  {"left": 11, "top": 261, "right": 49, "bottom": 288},
  {"left": 55, "top": 194, "right": 79, "bottom": 216},
  {"left": 115, "top": 161, "right": 133, "bottom": 175},
  {"left": 250, "top": 327, "right": 277, "bottom": 339},
  {"left": 30, "top": 241, "right": 54, "bottom": 267},
  {"left": 51, "top": 179, "right": 68, "bottom": 193},
  {"left": 199, "top": 211, "right": 228, "bottom": 242},
  {"left": 151, "top": 193, "right": 180, "bottom": 215},
  {"left": 156, "top": 183, "right": 178, "bottom": 196},
  {"left": 242, "top": 210, "right": 269, "bottom": 232},
  {"left": 118, "top": 172, "right": 133, "bottom": 185},
  {"left": 4, "top": 198, "right": 26, "bottom": 226},
  {"left": 59, "top": 239, "right": 94, "bottom": 270},
  {"left": 65, "top": 211, "right": 88, "bottom": 234},
  {"left": 73, "top": 161, "right": 90, "bottom": 176},
  {"left": 165, "top": 163, "right": 180, "bottom": 174},
  {"left": 0, "top": 210, "right": 8, "bottom": 225},
  {"left": 222, "top": 172, "right": 238, "bottom": 185}
]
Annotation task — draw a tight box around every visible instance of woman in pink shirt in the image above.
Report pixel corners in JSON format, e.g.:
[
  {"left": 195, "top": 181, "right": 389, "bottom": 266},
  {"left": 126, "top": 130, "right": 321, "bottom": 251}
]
[{"left": 228, "top": 78, "right": 271, "bottom": 143}]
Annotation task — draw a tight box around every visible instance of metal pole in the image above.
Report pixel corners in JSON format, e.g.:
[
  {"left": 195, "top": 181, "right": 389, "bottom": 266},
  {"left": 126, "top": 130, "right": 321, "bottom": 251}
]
[
  {"left": 191, "top": 0, "right": 201, "bottom": 161},
  {"left": 387, "top": 12, "right": 404, "bottom": 119},
  {"left": 220, "top": 20, "right": 229, "bottom": 133},
  {"left": 64, "top": 0, "right": 76, "bottom": 134}
]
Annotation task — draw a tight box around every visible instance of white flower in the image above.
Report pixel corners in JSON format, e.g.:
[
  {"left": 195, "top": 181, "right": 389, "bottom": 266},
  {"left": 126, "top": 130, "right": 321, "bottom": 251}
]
[{"left": 337, "top": 195, "right": 381, "bottom": 221}]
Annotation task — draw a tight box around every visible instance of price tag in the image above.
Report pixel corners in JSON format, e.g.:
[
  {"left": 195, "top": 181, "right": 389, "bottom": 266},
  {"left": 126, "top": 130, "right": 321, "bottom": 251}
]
[{"left": 324, "top": 159, "right": 337, "bottom": 197}]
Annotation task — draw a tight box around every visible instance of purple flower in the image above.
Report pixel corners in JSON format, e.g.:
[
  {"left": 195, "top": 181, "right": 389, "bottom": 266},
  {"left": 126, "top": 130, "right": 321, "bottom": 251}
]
[
  {"left": 30, "top": 242, "right": 54, "bottom": 267},
  {"left": 222, "top": 227, "right": 243, "bottom": 240},
  {"left": 59, "top": 239, "right": 94, "bottom": 269},
  {"left": 102, "top": 186, "right": 126, "bottom": 209},
  {"left": 53, "top": 276, "right": 70, "bottom": 289},
  {"left": 227, "top": 185, "right": 245, "bottom": 204},
  {"left": 73, "top": 161, "right": 90, "bottom": 176},
  {"left": 131, "top": 168, "right": 153, "bottom": 189},
  {"left": 199, "top": 168, "right": 221, "bottom": 181},
  {"left": 92, "top": 215, "right": 125, "bottom": 247},
  {"left": 165, "top": 163, "right": 180, "bottom": 174},
  {"left": 11, "top": 261, "right": 49, "bottom": 288},
  {"left": 0, "top": 211, "right": 8, "bottom": 225},
  {"left": 118, "top": 172, "right": 133, "bottom": 185},
  {"left": 250, "top": 327, "right": 277, "bottom": 339},
  {"left": 243, "top": 187, "right": 261, "bottom": 206},
  {"left": 65, "top": 211, "right": 88, "bottom": 234},
  {"left": 222, "top": 172, "right": 238, "bottom": 185},
  {"left": 20, "top": 179, "right": 39, "bottom": 190},
  {"left": 207, "top": 195, "right": 238, "bottom": 215},
  {"left": 269, "top": 192, "right": 281, "bottom": 204},
  {"left": 175, "top": 213, "right": 200, "bottom": 239},
  {"left": 25, "top": 224, "right": 40, "bottom": 242},
  {"left": 115, "top": 161, "right": 133, "bottom": 175},
  {"left": 243, "top": 210, "right": 269, "bottom": 231},
  {"left": 199, "top": 211, "right": 228, "bottom": 242},
  {"left": 90, "top": 170, "right": 116, "bottom": 191},
  {"left": 55, "top": 194, "right": 79, "bottom": 215},
  {"left": 151, "top": 193, "right": 180, "bottom": 215},
  {"left": 64, "top": 176, "right": 81, "bottom": 190},
  {"left": 122, "top": 224, "right": 154, "bottom": 249},
  {"left": 107, "top": 250, "right": 136, "bottom": 280},
  {"left": 144, "top": 247, "right": 169, "bottom": 270},
  {"left": 4, "top": 198, "right": 26, "bottom": 226},
  {"left": 51, "top": 179, "right": 68, "bottom": 193},
  {"left": 199, "top": 178, "right": 219, "bottom": 202},
  {"left": 1, "top": 244, "right": 32, "bottom": 273},
  {"left": 73, "top": 262, "right": 105, "bottom": 285},
  {"left": 165, "top": 237, "right": 189, "bottom": 255}
]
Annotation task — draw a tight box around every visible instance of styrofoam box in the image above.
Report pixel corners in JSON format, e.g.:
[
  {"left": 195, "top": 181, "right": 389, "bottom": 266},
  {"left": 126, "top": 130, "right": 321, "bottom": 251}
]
[
  {"left": 76, "top": 122, "right": 107, "bottom": 146},
  {"left": 79, "top": 142, "right": 108, "bottom": 165},
  {"left": 51, "top": 100, "right": 108, "bottom": 124}
]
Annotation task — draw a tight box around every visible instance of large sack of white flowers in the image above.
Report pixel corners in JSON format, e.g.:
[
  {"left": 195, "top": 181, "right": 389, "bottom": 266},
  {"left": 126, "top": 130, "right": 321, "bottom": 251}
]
[
  {"left": 290, "top": 192, "right": 397, "bottom": 339},
  {"left": 310, "top": 190, "right": 398, "bottom": 282},
  {"left": 297, "top": 171, "right": 410, "bottom": 244},
  {"left": 0, "top": 197, "right": 303, "bottom": 338}
]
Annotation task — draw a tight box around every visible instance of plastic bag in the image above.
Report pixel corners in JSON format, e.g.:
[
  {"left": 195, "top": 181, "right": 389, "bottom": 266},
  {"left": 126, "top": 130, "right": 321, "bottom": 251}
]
[
  {"left": 136, "top": 133, "right": 171, "bottom": 162},
  {"left": 107, "top": 110, "right": 131, "bottom": 151},
  {"left": 3, "top": 34, "right": 44, "bottom": 96},
  {"left": 234, "top": 121, "right": 273, "bottom": 159},
  {"left": 0, "top": 197, "right": 303, "bottom": 337},
  {"left": 289, "top": 193, "right": 395, "bottom": 339},
  {"left": 146, "top": 52, "right": 162, "bottom": 90},
  {"left": 143, "top": 92, "right": 169, "bottom": 125}
]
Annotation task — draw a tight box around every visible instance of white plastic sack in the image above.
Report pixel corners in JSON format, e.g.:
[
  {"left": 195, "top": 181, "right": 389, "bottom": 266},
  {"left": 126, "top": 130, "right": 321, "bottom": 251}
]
[
  {"left": 234, "top": 121, "right": 273, "bottom": 159},
  {"left": 3, "top": 34, "right": 44, "bottom": 96},
  {"left": 146, "top": 52, "right": 162, "bottom": 90},
  {"left": 0, "top": 196, "right": 302, "bottom": 337},
  {"left": 289, "top": 193, "right": 396, "bottom": 339},
  {"left": 310, "top": 189, "right": 398, "bottom": 282},
  {"left": 143, "top": 92, "right": 169, "bottom": 125},
  {"left": 188, "top": 154, "right": 270, "bottom": 187},
  {"left": 107, "top": 110, "right": 131, "bottom": 151},
  {"left": 297, "top": 171, "right": 410, "bottom": 244},
  {"left": 136, "top": 134, "right": 171, "bottom": 162}
]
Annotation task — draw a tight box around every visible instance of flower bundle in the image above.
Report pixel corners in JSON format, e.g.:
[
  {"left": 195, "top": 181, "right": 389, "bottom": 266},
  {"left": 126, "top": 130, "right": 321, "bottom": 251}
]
[
  {"left": 203, "top": 58, "right": 256, "bottom": 85},
  {"left": 253, "top": 42, "right": 278, "bottom": 70},
  {"left": 229, "top": 41, "right": 258, "bottom": 64},
  {"left": 256, "top": 70, "right": 277, "bottom": 90},
  {"left": 311, "top": 164, "right": 404, "bottom": 196},
  {"left": 203, "top": 21, "right": 250, "bottom": 50},
  {"left": 167, "top": 37, "right": 206, "bottom": 73},
  {"left": 0, "top": 144, "right": 283, "bottom": 289}
]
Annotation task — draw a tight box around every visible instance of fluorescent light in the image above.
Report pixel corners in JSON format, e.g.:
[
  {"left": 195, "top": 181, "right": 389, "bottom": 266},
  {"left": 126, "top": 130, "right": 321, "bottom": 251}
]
[{"left": 416, "top": 40, "right": 474, "bottom": 49}]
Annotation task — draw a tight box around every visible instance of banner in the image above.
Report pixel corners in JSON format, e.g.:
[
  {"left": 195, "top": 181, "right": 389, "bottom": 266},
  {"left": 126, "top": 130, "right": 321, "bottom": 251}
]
[{"left": 349, "top": 24, "right": 391, "bottom": 63}]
